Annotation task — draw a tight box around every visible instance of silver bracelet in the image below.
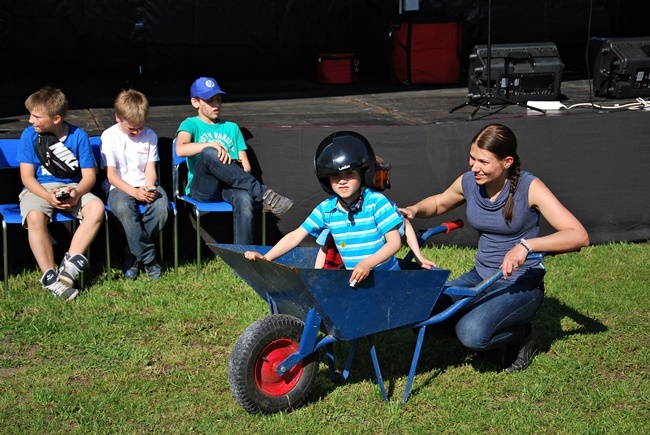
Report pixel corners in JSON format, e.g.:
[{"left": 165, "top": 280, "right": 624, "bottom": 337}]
[{"left": 518, "top": 238, "right": 533, "bottom": 255}]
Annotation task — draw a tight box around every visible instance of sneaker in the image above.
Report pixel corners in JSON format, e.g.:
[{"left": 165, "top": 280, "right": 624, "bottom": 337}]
[
  {"left": 40, "top": 269, "right": 78, "bottom": 301},
  {"left": 261, "top": 188, "right": 293, "bottom": 216},
  {"left": 124, "top": 254, "right": 139, "bottom": 279},
  {"left": 58, "top": 252, "right": 88, "bottom": 287},
  {"left": 503, "top": 327, "right": 536, "bottom": 374},
  {"left": 144, "top": 261, "right": 162, "bottom": 280}
]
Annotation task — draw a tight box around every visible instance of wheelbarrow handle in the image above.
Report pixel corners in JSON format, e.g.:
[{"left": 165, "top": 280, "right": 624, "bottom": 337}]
[
  {"left": 417, "top": 219, "right": 464, "bottom": 246},
  {"left": 417, "top": 252, "right": 547, "bottom": 329},
  {"left": 443, "top": 252, "right": 546, "bottom": 298}
]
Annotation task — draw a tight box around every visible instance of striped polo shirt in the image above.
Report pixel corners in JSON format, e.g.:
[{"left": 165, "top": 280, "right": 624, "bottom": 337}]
[{"left": 302, "top": 189, "right": 403, "bottom": 270}]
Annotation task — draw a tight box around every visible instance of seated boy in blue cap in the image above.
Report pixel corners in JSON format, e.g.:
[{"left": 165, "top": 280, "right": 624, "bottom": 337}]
[{"left": 175, "top": 77, "right": 293, "bottom": 244}]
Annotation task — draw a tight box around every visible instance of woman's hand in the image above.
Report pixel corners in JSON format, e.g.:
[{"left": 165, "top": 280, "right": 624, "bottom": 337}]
[
  {"left": 500, "top": 243, "right": 529, "bottom": 277},
  {"left": 399, "top": 206, "right": 417, "bottom": 220}
]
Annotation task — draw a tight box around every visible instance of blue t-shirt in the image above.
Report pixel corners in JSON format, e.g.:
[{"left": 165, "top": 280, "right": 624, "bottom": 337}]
[
  {"left": 462, "top": 170, "right": 542, "bottom": 279},
  {"left": 176, "top": 116, "right": 247, "bottom": 195},
  {"left": 17, "top": 123, "right": 96, "bottom": 185},
  {"left": 302, "top": 189, "right": 403, "bottom": 271}
]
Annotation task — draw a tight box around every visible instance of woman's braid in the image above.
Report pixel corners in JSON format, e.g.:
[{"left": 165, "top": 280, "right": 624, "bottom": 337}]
[{"left": 503, "top": 154, "right": 521, "bottom": 223}]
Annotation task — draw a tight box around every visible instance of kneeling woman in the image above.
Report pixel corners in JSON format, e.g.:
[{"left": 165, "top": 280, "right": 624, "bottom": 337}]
[{"left": 401, "top": 123, "right": 589, "bottom": 373}]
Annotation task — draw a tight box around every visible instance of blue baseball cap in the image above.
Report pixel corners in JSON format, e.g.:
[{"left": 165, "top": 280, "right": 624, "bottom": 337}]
[{"left": 190, "top": 77, "right": 227, "bottom": 99}]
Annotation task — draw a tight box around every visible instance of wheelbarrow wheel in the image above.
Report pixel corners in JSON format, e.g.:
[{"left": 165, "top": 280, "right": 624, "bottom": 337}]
[{"left": 229, "top": 314, "right": 318, "bottom": 414}]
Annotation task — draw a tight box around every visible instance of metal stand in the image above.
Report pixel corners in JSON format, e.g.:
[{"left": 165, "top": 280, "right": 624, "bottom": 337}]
[{"left": 449, "top": 0, "right": 546, "bottom": 120}]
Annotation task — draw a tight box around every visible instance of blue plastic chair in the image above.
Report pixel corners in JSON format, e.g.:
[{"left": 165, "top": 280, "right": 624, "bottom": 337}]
[
  {"left": 90, "top": 138, "right": 178, "bottom": 280},
  {"left": 172, "top": 139, "right": 266, "bottom": 276},
  {"left": 0, "top": 137, "right": 85, "bottom": 297}
]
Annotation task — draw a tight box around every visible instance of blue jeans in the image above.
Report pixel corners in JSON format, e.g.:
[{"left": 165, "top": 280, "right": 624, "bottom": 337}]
[
  {"left": 440, "top": 267, "right": 545, "bottom": 351},
  {"left": 107, "top": 186, "right": 169, "bottom": 265},
  {"left": 189, "top": 147, "right": 264, "bottom": 245}
]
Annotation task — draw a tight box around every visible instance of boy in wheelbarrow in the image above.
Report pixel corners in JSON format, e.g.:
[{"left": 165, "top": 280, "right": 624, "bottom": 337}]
[
  {"left": 313, "top": 155, "right": 435, "bottom": 271},
  {"left": 244, "top": 131, "right": 409, "bottom": 287}
]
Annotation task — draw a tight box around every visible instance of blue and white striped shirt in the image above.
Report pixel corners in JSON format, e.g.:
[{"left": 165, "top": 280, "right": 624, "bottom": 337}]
[{"left": 302, "top": 189, "right": 403, "bottom": 270}]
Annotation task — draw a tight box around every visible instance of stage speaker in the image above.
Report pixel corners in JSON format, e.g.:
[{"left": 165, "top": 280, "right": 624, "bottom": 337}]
[
  {"left": 593, "top": 37, "right": 650, "bottom": 99},
  {"left": 468, "top": 42, "right": 563, "bottom": 104}
]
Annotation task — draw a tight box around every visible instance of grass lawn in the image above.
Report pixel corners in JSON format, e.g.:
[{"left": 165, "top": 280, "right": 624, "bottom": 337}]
[{"left": 1, "top": 242, "right": 648, "bottom": 434}]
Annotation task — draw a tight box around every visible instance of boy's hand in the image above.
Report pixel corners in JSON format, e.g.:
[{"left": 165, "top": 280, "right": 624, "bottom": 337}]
[
  {"left": 52, "top": 188, "right": 75, "bottom": 209},
  {"left": 416, "top": 256, "right": 437, "bottom": 270},
  {"left": 350, "top": 259, "right": 372, "bottom": 286},
  {"left": 136, "top": 186, "right": 158, "bottom": 203},
  {"left": 244, "top": 251, "right": 265, "bottom": 261},
  {"left": 212, "top": 144, "right": 231, "bottom": 165}
]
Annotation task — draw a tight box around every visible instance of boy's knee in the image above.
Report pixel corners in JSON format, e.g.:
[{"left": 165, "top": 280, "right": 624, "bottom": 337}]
[
  {"left": 25, "top": 210, "right": 48, "bottom": 229},
  {"left": 82, "top": 199, "right": 105, "bottom": 222},
  {"left": 153, "top": 202, "right": 169, "bottom": 223},
  {"left": 199, "top": 146, "right": 221, "bottom": 162},
  {"left": 231, "top": 191, "right": 254, "bottom": 208}
]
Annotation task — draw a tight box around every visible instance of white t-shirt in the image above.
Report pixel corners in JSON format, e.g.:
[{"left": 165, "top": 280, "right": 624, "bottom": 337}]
[{"left": 100, "top": 123, "right": 159, "bottom": 189}]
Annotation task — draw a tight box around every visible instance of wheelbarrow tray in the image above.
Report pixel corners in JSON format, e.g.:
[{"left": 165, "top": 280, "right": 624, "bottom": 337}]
[{"left": 209, "top": 243, "right": 451, "bottom": 341}]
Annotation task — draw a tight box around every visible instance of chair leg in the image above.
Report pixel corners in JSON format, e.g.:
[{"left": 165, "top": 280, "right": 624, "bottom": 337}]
[
  {"left": 195, "top": 208, "right": 201, "bottom": 277},
  {"left": 173, "top": 208, "right": 178, "bottom": 273},
  {"left": 262, "top": 211, "right": 267, "bottom": 246},
  {"left": 3, "top": 222, "right": 8, "bottom": 298},
  {"left": 105, "top": 210, "right": 111, "bottom": 281},
  {"left": 159, "top": 232, "right": 164, "bottom": 263}
]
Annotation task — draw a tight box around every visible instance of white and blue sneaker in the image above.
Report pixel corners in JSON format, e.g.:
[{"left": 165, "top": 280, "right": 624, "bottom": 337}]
[
  {"left": 40, "top": 269, "right": 78, "bottom": 301},
  {"left": 58, "top": 252, "right": 88, "bottom": 287}
]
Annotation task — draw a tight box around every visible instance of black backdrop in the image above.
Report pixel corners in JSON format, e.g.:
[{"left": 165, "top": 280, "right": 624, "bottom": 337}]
[
  {"left": 1, "top": 0, "right": 648, "bottom": 84},
  {"left": 1, "top": 0, "right": 649, "bottom": 269}
]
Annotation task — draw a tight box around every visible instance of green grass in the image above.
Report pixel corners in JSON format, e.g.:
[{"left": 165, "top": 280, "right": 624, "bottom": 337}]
[{"left": 1, "top": 242, "right": 648, "bottom": 434}]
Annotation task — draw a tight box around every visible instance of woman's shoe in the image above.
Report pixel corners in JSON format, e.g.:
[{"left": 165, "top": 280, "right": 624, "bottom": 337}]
[{"left": 503, "top": 328, "right": 536, "bottom": 374}]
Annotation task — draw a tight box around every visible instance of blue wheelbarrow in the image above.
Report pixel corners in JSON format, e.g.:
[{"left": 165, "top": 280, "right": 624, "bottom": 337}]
[{"left": 208, "top": 220, "right": 544, "bottom": 414}]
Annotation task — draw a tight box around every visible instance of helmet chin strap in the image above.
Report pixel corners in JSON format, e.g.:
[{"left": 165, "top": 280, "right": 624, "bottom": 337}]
[{"left": 339, "top": 187, "right": 365, "bottom": 222}]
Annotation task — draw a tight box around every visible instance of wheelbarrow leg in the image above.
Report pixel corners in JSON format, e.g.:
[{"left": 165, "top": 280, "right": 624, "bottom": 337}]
[
  {"left": 402, "top": 324, "right": 428, "bottom": 403},
  {"left": 367, "top": 336, "right": 388, "bottom": 402},
  {"left": 340, "top": 339, "right": 360, "bottom": 381},
  {"left": 278, "top": 308, "right": 322, "bottom": 373},
  {"left": 326, "top": 343, "right": 336, "bottom": 380}
]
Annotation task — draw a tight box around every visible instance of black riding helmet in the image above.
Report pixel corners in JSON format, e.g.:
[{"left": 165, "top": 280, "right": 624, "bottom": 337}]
[{"left": 314, "top": 131, "right": 376, "bottom": 195}]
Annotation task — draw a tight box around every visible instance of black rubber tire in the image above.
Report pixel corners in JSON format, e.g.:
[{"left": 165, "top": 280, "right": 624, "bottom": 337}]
[{"left": 228, "top": 314, "right": 318, "bottom": 414}]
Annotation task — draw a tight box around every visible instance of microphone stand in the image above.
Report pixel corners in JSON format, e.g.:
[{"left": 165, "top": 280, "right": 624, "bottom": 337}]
[{"left": 449, "top": 0, "right": 546, "bottom": 120}]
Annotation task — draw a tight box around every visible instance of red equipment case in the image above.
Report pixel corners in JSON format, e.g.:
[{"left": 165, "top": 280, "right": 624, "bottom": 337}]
[
  {"left": 317, "top": 53, "right": 359, "bottom": 84},
  {"left": 390, "top": 17, "right": 461, "bottom": 85}
]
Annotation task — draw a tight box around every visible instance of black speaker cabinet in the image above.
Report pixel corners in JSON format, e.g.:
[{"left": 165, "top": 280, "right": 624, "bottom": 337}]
[
  {"left": 593, "top": 37, "right": 650, "bottom": 99},
  {"left": 468, "top": 42, "right": 563, "bottom": 104}
]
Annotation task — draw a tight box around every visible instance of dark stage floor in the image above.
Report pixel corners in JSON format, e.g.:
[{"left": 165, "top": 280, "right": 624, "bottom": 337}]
[{"left": 0, "top": 75, "right": 613, "bottom": 138}]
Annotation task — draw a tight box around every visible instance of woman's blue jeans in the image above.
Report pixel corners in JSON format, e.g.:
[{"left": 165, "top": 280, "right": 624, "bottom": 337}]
[
  {"left": 440, "top": 267, "right": 545, "bottom": 351},
  {"left": 188, "top": 147, "right": 264, "bottom": 245},
  {"left": 107, "top": 186, "right": 169, "bottom": 265}
]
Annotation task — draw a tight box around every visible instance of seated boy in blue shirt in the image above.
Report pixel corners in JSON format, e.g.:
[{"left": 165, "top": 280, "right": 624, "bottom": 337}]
[{"left": 17, "top": 86, "right": 104, "bottom": 300}]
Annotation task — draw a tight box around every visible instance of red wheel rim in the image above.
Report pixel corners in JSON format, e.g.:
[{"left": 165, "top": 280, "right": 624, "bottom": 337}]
[{"left": 254, "top": 338, "right": 303, "bottom": 396}]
